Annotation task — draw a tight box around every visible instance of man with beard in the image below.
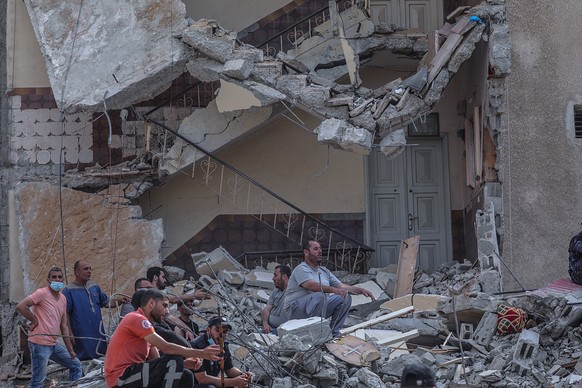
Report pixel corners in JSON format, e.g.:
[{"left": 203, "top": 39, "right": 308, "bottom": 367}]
[
  {"left": 146, "top": 266, "right": 210, "bottom": 304},
  {"left": 284, "top": 240, "right": 375, "bottom": 337},
  {"left": 63, "top": 260, "right": 129, "bottom": 360},
  {"left": 105, "top": 289, "right": 221, "bottom": 388},
  {"left": 261, "top": 265, "right": 291, "bottom": 334}
]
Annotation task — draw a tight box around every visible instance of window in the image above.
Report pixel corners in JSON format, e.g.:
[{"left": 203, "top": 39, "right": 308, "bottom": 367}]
[
  {"left": 575, "top": 105, "right": 582, "bottom": 138},
  {"left": 408, "top": 113, "right": 439, "bottom": 137}
]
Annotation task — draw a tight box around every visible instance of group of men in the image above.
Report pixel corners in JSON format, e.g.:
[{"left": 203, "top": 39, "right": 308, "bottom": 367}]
[{"left": 17, "top": 239, "right": 376, "bottom": 387}]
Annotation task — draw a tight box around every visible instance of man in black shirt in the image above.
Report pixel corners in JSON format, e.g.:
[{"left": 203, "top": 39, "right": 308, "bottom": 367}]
[{"left": 190, "top": 316, "right": 253, "bottom": 387}]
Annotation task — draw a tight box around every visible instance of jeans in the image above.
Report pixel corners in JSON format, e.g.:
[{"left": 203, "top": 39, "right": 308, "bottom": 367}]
[{"left": 29, "top": 341, "right": 83, "bottom": 388}]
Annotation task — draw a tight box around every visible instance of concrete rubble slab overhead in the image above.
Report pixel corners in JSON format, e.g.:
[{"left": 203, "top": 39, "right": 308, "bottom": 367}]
[{"left": 23, "top": 0, "right": 189, "bottom": 113}]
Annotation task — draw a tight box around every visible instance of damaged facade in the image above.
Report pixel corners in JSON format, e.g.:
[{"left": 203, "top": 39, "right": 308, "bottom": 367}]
[{"left": 1, "top": 0, "right": 582, "bottom": 385}]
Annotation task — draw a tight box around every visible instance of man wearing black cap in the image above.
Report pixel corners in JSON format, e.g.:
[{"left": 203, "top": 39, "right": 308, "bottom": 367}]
[{"left": 189, "top": 316, "right": 253, "bottom": 387}]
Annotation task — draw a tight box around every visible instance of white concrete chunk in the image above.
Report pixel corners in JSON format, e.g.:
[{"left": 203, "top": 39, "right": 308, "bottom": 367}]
[
  {"left": 194, "top": 246, "right": 247, "bottom": 279},
  {"left": 24, "top": 0, "right": 189, "bottom": 113},
  {"left": 186, "top": 58, "right": 223, "bottom": 82},
  {"left": 351, "top": 280, "right": 387, "bottom": 307},
  {"left": 245, "top": 270, "right": 274, "bottom": 289},
  {"left": 222, "top": 59, "right": 252, "bottom": 80}
]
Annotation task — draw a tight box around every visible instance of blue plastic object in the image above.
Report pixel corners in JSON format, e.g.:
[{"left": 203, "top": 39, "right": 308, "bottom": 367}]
[{"left": 470, "top": 16, "right": 483, "bottom": 24}]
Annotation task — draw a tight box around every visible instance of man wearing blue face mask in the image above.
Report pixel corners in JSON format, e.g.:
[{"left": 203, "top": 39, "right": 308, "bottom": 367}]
[{"left": 16, "top": 267, "right": 83, "bottom": 388}]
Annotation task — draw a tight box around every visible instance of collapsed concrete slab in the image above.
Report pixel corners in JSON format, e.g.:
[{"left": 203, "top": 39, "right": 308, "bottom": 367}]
[
  {"left": 23, "top": 0, "right": 189, "bottom": 113},
  {"left": 278, "top": 317, "right": 332, "bottom": 342},
  {"left": 11, "top": 182, "right": 163, "bottom": 299},
  {"left": 160, "top": 100, "right": 273, "bottom": 174}
]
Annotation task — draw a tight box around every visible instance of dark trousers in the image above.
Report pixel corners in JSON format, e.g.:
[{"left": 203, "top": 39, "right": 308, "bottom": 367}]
[{"left": 116, "top": 355, "right": 193, "bottom": 388}]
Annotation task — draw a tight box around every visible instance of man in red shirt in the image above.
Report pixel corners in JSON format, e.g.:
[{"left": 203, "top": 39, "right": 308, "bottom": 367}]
[{"left": 105, "top": 289, "right": 221, "bottom": 388}]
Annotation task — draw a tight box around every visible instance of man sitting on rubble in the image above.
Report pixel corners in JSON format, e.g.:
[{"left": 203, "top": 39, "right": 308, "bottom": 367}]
[
  {"left": 120, "top": 278, "right": 154, "bottom": 317},
  {"left": 104, "top": 289, "right": 221, "bottom": 388},
  {"left": 147, "top": 266, "right": 211, "bottom": 304},
  {"left": 190, "top": 316, "right": 254, "bottom": 387},
  {"left": 167, "top": 301, "right": 200, "bottom": 341},
  {"left": 284, "top": 240, "right": 375, "bottom": 338},
  {"left": 261, "top": 264, "right": 291, "bottom": 334},
  {"left": 569, "top": 229, "right": 582, "bottom": 285}
]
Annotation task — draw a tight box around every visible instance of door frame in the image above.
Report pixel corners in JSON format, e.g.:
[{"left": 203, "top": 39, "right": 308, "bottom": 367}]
[{"left": 364, "top": 134, "right": 452, "bottom": 269}]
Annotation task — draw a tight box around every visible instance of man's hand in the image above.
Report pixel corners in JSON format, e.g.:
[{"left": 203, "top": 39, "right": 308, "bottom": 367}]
[
  {"left": 194, "top": 290, "right": 211, "bottom": 300},
  {"left": 28, "top": 320, "right": 39, "bottom": 332},
  {"left": 68, "top": 349, "right": 77, "bottom": 360},
  {"left": 262, "top": 322, "right": 272, "bottom": 334},
  {"left": 232, "top": 374, "right": 251, "bottom": 388},
  {"left": 184, "top": 357, "right": 202, "bottom": 370},
  {"left": 360, "top": 289, "right": 375, "bottom": 301},
  {"left": 332, "top": 287, "right": 347, "bottom": 298},
  {"left": 201, "top": 344, "right": 222, "bottom": 361}
]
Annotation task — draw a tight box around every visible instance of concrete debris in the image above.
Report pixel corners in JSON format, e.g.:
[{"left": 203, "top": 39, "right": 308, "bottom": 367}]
[
  {"left": 10, "top": 240, "right": 582, "bottom": 388},
  {"left": 24, "top": 0, "right": 190, "bottom": 113},
  {"left": 25, "top": 0, "right": 499, "bottom": 154}
]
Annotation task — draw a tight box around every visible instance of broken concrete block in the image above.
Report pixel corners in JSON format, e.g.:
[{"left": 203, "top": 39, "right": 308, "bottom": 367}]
[
  {"left": 276, "top": 334, "right": 311, "bottom": 356},
  {"left": 182, "top": 19, "right": 236, "bottom": 63},
  {"left": 246, "top": 332, "right": 278, "bottom": 346},
  {"left": 222, "top": 59, "right": 252, "bottom": 80},
  {"left": 163, "top": 266, "right": 185, "bottom": 284},
  {"left": 278, "top": 317, "right": 332, "bottom": 343},
  {"left": 351, "top": 280, "right": 387, "bottom": 307},
  {"left": 315, "top": 118, "right": 373, "bottom": 155},
  {"left": 186, "top": 57, "right": 223, "bottom": 82},
  {"left": 355, "top": 368, "right": 383, "bottom": 387},
  {"left": 488, "top": 23, "right": 512, "bottom": 77},
  {"left": 271, "top": 377, "right": 292, "bottom": 388},
  {"left": 217, "top": 270, "right": 245, "bottom": 287},
  {"left": 511, "top": 329, "right": 539, "bottom": 376},
  {"left": 473, "top": 311, "right": 497, "bottom": 347},
  {"left": 275, "top": 75, "right": 308, "bottom": 98},
  {"left": 375, "top": 271, "right": 397, "bottom": 296},
  {"left": 460, "top": 323, "right": 474, "bottom": 340},
  {"left": 24, "top": 0, "right": 189, "bottom": 113},
  {"left": 245, "top": 270, "right": 274, "bottom": 289},
  {"left": 194, "top": 246, "right": 247, "bottom": 279},
  {"left": 379, "top": 128, "right": 407, "bottom": 160},
  {"left": 299, "top": 86, "right": 330, "bottom": 107},
  {"left": 251, "top": 62, "right": 283, "bottom": 86}
]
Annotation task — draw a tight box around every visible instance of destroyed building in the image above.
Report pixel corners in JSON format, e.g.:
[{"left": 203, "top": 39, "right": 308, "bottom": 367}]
[{"left": 1, "top": 0, "right": 582, "bottom": 386}]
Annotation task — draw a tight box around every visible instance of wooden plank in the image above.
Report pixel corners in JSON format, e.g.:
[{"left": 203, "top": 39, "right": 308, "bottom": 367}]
[
  {"left": 376, "top": 329, "right": 419, "bottom": 346},
  {"left": 340, "top": 306, "right": 414, "bottom": 335},
  {"left": 451, "top": 16, "right": 471, "bottom": 34},
  {"left": 465, "top": 118, "right": 475, "bottom": 188},
  {"left": 380, "top": 294, "right": 446, "bottom": 312},
  {"left": 473, "top": 106, "right": 482, "bottom": 182},
  {"left": 427, "top": 33, "right": 463, "bottom": 83},
  {"left": 394, "top": 236, "right": 420, "bottom": 298},
  {"left": 438, "top": 22, "right": 454, "bottom": 38},
  {"left": 446, "top": 6, "right": 471, "bottom": 22}
]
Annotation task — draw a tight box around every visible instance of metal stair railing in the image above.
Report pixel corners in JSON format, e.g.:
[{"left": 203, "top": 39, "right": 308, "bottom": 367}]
[
  {"left": 252, "top": 0, "right": 356, "bottom": 57},
  {"left": 144, "top": 117, "right": 373, "bottom": 273}
]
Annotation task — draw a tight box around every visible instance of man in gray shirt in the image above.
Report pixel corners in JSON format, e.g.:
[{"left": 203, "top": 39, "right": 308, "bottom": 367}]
[
  {"left": 261, "top": 265, "right": 291, "bottom": 334},
  {"left": 284, "top": 240, "right": 375, "bottom": 337}
]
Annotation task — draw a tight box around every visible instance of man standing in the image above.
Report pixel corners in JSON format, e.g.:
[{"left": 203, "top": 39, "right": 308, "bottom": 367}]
[
  {"left": 190, "top": 316, "right": 253, "bottom": 387},
  {"left": 147, "top": 266, "right": 210, "bottom": 303},
  {"left": 16, "top": 267, "right": 83, "bottom": 388},
  {"left": 63, "top": 260, "right": 129, "bottom": 360},
  {"left": 105, "top": 289, "right": 221, "bottom": 388},
  {"left": 261, "top": 265, "right": 291, "bottom": 334},
  {"left": 284, "top": 240, "right": 375, "bottom": 337}
]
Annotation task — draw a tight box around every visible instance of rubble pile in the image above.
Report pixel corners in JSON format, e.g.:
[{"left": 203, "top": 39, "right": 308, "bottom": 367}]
[
  {"left": 167, "top": 248, "right": 582, "bottom": 387},
  {"left": 7, "top": 247, "right": 582, "bottom": 387}
]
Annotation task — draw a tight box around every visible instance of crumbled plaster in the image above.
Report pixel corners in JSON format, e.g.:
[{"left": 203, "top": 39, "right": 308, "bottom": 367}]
[{"left": 11, "top": 182, "right": 163, "bottom": 299}]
